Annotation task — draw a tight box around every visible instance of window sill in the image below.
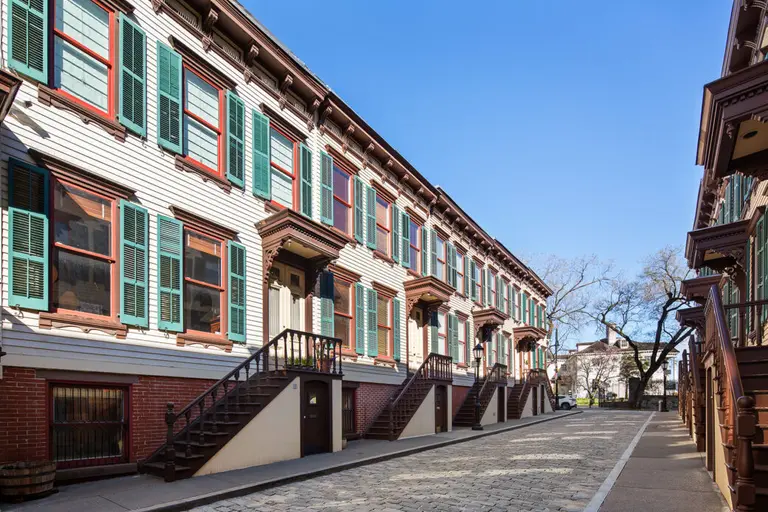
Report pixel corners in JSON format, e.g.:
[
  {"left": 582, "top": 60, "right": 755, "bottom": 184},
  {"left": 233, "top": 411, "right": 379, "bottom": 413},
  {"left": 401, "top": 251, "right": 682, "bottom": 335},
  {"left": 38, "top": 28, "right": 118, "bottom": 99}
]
[
  {"left": 372, "top": 251, "right": 395, "bottom": 265},
  {"left": 374, "top": 356, "right": 397, "bottom": 367},
  {"left": 38, "top": 84, "right": 127, "bottom": 142},
  {"left": 406, "top": 269, "right": 422, "bottom": 279},
  {"left": 455, "top": 292, "right": 467, "bottom": 299},
  {"left": 176, "top": 331, "right": 233, "bottom": 352},
  {"left": 474, "top": 301, "right": 484, "bottom": 308},
  {"left": 174, "top": 156, "right": 232, "bottom": 193},
  {"left": 39, "top": 312, "right": 128, "bottom": 339},
  {"left": 341, "top": 348, "right": 360, "bottom": 360},
  {"left": 329, "top": 226, "right": 357, "bottom": 246}
]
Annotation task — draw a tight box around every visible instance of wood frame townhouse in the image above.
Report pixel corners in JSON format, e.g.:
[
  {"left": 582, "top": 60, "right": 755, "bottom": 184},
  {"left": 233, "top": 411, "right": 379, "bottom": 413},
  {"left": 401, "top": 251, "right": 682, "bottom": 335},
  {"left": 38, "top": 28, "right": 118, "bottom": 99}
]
[
  {"left": 678, "top": 2, "right": 768, "bottom": 510},
  {"left": 0, "top": 0, "right": 554, "bottom": 482}
]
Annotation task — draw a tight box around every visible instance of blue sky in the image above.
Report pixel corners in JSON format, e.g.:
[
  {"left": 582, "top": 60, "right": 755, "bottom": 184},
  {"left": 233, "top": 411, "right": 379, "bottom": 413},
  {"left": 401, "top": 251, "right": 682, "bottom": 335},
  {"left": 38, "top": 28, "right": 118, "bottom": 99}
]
[{"left": 247, "top": 1, "right": 730, "bottom": 277}]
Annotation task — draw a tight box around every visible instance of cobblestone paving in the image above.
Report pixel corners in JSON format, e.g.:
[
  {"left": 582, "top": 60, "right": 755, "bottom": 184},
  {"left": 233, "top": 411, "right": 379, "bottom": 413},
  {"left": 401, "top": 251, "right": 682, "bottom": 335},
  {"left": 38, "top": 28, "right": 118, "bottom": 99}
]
[{"left": 191, "top": 410, "right": 651, "bottom": 512}]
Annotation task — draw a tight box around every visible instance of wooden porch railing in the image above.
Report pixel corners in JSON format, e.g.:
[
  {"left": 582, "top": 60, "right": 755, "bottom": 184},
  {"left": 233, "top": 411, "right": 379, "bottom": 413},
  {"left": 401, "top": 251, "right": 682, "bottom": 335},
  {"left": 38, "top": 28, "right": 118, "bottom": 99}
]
[
  {"left": 722, "top": 298, "right": 768, "bottom": 347},
  {"left": 705, "top": 285, "right": 757, "bottom": 512},
  {"left": 476, "top": 363, "right": 507, "bottom": 409},
  {"left": 387, "top": 353, "right": 453, "bottom": 440},
  {"left": 154, "top": 329, "right": 341, "bottom": 481}
]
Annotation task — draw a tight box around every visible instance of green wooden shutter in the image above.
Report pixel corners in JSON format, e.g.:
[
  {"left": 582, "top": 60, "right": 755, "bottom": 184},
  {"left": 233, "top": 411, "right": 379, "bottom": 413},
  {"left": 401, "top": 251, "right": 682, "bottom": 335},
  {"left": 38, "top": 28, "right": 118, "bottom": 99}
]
[
  {"left": 252, "top": 110, "right": 271, "bottom": 199},
  {"left": 8, "top": 0, "right": 47, "bottom": 82},
  {"left": 401, "top": 212, "right": 410, "bottom": 268},
  {"left": 482, "top": 268, "right": 488, "bottom": 306},
  {"left": 449, "top": 314, "right": 459, "bottom": 360},
  {"left": 366, "top": 186, "right": 376, "bottom": 249},
  {"left": 120, "top": 200, "right": 149, "bottom": 327},
  {"left": 320, "top": 152, "right": 333, "bottom": 225},
  {"left": 430, "top": 229, "right": 438, "bottom": 277},
  {"left": 447, "top": 243, "right": 455, "bottom": 288},
  {"left": 118, "top": 14, "right": 146, "bottom": 136},
  {"left": 228, "top": 240, "right": 246, "bottom": 343},
  {"left": 157, "top": 215, "right": 183, "bottom": 331},
  {"left": 299, "top": 144, "right": 312, "bottom": 217},
  {"left": 421, "top": 227, "right": 429, "bottom": 276},
  {"left": 522, "top": 292, "right": 528, "bottom": 324},
  {"left": 747, "top": 238, "right": 753, "bottom": 333},
  {"left": 734, "top": 175, "right": 742, "bottom": 220},
  {"left": 156, "top": 42, "right": 182, "bottom": 153},
  {"left": 464, "top": 254, "right": 470, "bottom": 296},
  {"left": 470, "top": 260, "right": 477, "bottom": 301},
  {"left": 758, "top": 217, "right": 764, "bottom": 303},
  {"left": 724, "top": 179, "right": 732, "bottom": 224},
  {"left": 355, "top": 283, "right": 365, "bottom": 354},
  {"left": 319, "top": 271, "right": 334, "bottom": 337},
  {"left": 430, "top": 311, "right": 438, "bottom": 354},
  {"left": 225, "top": 91, "right": 245, "bottom": 187},
  {"left": 506, "top": 283, "right": 512, "bottom": 316},
  {"left": 366, "top": 288, "right": 378, "bottom": 357},
  {"left": 465, "top": 321, "right": 472, "bottom": 363},
  {"left": 393, "top": 298, "right": 401, "bottom": 361},
  {"left": 354, "top": 177, "right": 364, "bottom": 242},
  {"left": 391, "top": 205, "right": 400, "bottom": 263}
]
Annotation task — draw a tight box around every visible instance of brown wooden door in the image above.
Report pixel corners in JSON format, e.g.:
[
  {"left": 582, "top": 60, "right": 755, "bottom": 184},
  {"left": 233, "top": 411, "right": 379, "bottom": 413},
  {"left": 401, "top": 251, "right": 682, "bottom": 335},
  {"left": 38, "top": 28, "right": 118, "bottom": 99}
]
[
  {"left": 302, "top": 380, "right": 330, "bottom": 456},
  {"left": 497, "top": 386, "right": 505, "bottom": 422},
  {"left": 706, "top": 369, "right": 714, "bottom": 474},
  {"left": 540, "top": 385, "right": 545, "bottom": 413},
  {"left": 434, "top": 385, "right": 447, "bottom": 433},
  {"left": 532, "top": 386, "right": 538, "bottom": 416}
]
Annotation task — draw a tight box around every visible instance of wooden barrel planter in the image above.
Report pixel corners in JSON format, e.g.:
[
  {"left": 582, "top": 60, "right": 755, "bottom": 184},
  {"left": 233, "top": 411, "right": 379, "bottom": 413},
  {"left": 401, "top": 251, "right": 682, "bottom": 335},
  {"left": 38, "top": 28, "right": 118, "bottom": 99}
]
[{"left": 0, "top": 461, "right": 57, "bottom": 502}]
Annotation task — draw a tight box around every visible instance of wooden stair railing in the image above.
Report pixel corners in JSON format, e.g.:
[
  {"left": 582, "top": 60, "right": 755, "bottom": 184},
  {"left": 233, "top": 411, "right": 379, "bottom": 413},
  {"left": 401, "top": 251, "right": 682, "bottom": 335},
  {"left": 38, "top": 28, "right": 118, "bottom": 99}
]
[
  {"left": 507, "top": 374, "right": 532, "bottom": 420},
  {"left": 453, "top": 363, "right": 507, "bottom": 427},
  {"left": 143, "top": 329, "right": 342, "bottom": 482},
  {"left": 689, "top": 335, "right": 707, "bottom": 451},
  {"left": 706, "top": 285, "right": 757, "bottom": 511}
]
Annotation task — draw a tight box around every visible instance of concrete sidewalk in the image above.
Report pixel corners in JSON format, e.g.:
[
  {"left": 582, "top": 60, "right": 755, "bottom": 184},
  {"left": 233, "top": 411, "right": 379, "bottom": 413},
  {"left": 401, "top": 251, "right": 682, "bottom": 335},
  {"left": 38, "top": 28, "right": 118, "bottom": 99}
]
[
  {"left": 597, "top": 412, "right": 729, "bottom": 512},
  {"left": 1, "top": 410, "right": 580, "bottom": 512}
]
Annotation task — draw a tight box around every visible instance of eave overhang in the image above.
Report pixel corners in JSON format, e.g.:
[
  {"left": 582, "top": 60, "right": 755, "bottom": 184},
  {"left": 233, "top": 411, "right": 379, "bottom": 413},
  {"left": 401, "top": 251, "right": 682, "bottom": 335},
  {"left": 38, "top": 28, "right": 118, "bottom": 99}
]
[
  {"left": 403, "top": 276, "right": 454, "bottom": 316},
  {"left": 514, "top": 326, "right": 547, "bottom": 348},
  {"left": 0, "top": 69, "right": 21, "bottom": 124},
  {"left": 676, "top": 306, "right": 705, "bottom": 335},
  {"left": 681, "top": 275, "right": 724, "bottom": 305},
  {"left": 472, "top": 307, "right": 509, "bottom": 338},
  {"left": 685, "top": 219, "right": 750, "bottom": 272}
]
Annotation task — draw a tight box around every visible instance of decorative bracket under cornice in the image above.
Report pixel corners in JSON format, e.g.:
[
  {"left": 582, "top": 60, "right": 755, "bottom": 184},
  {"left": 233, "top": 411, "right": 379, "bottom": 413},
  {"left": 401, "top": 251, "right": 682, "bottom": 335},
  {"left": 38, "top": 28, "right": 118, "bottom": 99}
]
[
  {"left": 278, "top": 74, "right": 294, "bottom": 110},
  {"left": 676, "top": 307, "right": 705, "bottom": 337},
  {"left": 201, "top": 8, "right": 219, "bottom": 51},
  {"left": 685, "top": 219, "right": 750, "bottom": 274},
  {"left": 681, "top": 275, "right": 723, "bottom": 306}
]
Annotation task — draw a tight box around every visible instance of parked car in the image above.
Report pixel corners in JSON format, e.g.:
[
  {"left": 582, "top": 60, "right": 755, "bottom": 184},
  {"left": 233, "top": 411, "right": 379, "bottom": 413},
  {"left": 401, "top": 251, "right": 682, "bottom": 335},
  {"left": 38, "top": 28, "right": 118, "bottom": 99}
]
[{"left": 557, "top": 395, "right": 577, "bottom": 410}]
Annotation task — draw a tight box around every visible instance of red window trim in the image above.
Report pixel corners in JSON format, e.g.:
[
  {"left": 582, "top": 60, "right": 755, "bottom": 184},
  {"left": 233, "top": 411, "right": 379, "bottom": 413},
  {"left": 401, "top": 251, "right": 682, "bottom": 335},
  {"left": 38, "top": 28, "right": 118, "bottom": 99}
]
[
  {"left": 269, "top": 124, "right": 300, "bottom": 210},
  {"left": 438, "top": 311, "right": 448, "bottom": 355},
  {"left": 375, "top": 197, "right": 390, "bottom": 255},
  {"left": 333, "top": 278, "right": 354, "bottom": 350},
  {"left": 436, "top": 235, "right": 446, "bottom": 280},
  {"left": 332, "top": 164, "right": 352, "bottom": 234},
  {"left": 50, "top": 177, "right": 119, "bottom": 323},
  {"left": 183, "top": 66, "right": 225, "bottom": 179},
  {"left": 456, "top": 252, "right": 465, "bottom": 291},
  {"left": 408, "top": 220, "right": 420, "bottom": 272},
  {"left": 376, "top": 295, "right": 392, "bottom": 357},
  {"left": 50, "top": 0, "right": 117, "bottom": 119},
  {"left": 183, "top": 227, "right": 228, "bottom": 338}
]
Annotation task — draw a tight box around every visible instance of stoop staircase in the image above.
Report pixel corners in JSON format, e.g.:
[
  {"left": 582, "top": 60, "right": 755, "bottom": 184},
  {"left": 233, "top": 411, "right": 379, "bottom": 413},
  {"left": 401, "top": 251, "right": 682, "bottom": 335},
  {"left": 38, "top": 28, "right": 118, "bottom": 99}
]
[
  {"left": 140, "top": 329, "right": 342, "bottom": 482},
  {"left": 507, "top": 379, "right": 530, "bottom": 420},
  {"left": 365, "top": 353, "right": 453, "bottom": 440},
  {"left": 453, "top": 363, "right": 507, "bottom": 427}
]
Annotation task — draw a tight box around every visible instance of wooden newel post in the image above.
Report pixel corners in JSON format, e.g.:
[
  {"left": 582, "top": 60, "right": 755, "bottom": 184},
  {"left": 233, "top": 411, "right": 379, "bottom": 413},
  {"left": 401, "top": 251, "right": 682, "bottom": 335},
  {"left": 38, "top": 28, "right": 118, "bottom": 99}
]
[
  {"left": 388, "top": 404, "right": 395, "bottom": 442},
  {"left": 164, "top": 402, "right": 176, "bottom": 482},
  {"left": 735, "top": 395, "right": 756, "bottom": 512}
]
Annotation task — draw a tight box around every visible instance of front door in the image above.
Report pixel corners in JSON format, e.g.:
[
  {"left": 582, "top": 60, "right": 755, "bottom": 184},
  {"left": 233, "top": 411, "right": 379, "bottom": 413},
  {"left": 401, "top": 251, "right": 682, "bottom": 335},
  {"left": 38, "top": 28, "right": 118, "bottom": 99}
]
[
  {"left": 706, "top": 368, "right": 714, "bottom": 474},
  {"left": 409, "top": 308, "right": 425, "bottom": 371},
  {"left": 434, "top": 385, "right": 447, "bottom": 433},
  {"left": 268, "top": 263, "right": 306, "bottom": 339},
  {"left": 497, "top": 386, "right": 505, "bottom": 422},
  {"left": 532, "top": 386, "right": 538, "bottom": 416},
  {"left": 302, "top": 380, "right": 330, "bottom": 456}
]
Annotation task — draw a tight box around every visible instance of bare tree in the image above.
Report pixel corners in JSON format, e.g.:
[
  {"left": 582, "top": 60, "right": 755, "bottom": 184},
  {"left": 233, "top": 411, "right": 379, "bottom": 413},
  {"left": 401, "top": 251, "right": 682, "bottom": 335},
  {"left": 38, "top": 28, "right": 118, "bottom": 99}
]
[
  {"left": 571, "top": 344, "right": 620, "bottom": 408},
  {"left": 590, "top": 247, "right": 693, "bottom": 408}
]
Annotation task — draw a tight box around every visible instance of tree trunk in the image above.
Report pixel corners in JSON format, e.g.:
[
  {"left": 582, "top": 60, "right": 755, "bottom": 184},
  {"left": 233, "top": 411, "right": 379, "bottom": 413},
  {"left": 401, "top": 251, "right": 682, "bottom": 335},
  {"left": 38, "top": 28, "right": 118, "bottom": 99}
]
[{"left": 629, "top": 376, "right": 650, "bottom": 409}]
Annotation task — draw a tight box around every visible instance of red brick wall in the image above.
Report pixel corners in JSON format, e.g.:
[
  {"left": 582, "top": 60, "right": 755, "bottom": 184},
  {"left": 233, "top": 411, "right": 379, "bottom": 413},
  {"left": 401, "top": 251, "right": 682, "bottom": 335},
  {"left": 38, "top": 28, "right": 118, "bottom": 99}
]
[
  {"left": 452, "top": 385, "right": 471, "bottom": 417},
  {"left": 353, "top": 382, "right": 399, "bottom": 434},
  {"left": 0, "top": 367, "right": 47, "bottom": 463}
]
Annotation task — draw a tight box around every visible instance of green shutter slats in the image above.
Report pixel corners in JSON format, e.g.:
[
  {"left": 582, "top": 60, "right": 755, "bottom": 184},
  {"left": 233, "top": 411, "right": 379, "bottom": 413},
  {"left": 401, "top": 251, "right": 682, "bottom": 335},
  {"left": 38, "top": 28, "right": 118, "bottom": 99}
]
[
  {"left": 299, "top": 143, "right": 312, "bottom": 217},
  {"left": 8, "top": 0, "right": 47, "bottom": 82},
  {"left": 355, "top": 283, "right": 365, "bottom": 354},
  {"left": 366, "top": 186, "right": 376, "bottom": 249},
  {"left": 118, "top": 14, "right": 146, "bottom": 136},
  {"left": 391, "top": 205, "right": 400, "bottom": 263},
  {"left": 430, "top": 229, "right": 437, "bottom": 278},
  {"left": 354, "top": 177, "right": 364, "bottom": 243},
  {"left": 156, "top": 42, "right": 182, "bottom": 153},
  {"left": 482, "top": 268, "right": 488, "bottom": 306},
  {"left": 421, "top": 227, "right": 429, "bottom": 276},
  {"left": 393, "top": 298, "right": 401, "bottom": 361},
  {"left": 449, "top": 314, "right": 459, "bottom": 361},
  {"left": 447, "top": 242, "right": 456, "bottom": 288},
  {"left": 120, "top": 200, "right": 149, "bottom": 327},
  {"left": 506, "top": 283, "right": 512, "bottom": 316},
  {"left": 430, "top": 311, "right": 438, "bottom": 354},
  {"left": 401, "top": 212, "right": 410, "bottom": 268},
  {"left": 470, "top": 260, "right": 477, "bottom": 301},
  {"left": 366, "top": 288, "right": 378, "bottom": 357},
  {"left": 252, "top": 110, "right": 271, "bottom": 199},
  {"left": 320, "top": 152, "right": 333, "bottom": 225},
  {"left": 157, "top": 215, "right": 183, "bottom": 331},
  {"left": 463, "top": 253, "right": 470, "bottom": 296},
  {"left": 228, "top": 240, "right": 246, "bottom": 343},
  {"left": 465, "top": 321, "right": 472, "bottom": 363},
  {"left": 225, "top": 91, "right": 245, "bottom": 187},
  {"left": 319, "top": 271, "right": 334, "bottom": 337}
]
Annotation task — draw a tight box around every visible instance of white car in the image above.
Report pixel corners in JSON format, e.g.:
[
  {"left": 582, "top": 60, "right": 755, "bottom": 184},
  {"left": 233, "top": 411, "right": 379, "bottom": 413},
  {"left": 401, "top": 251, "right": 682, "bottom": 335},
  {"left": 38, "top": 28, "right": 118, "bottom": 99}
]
[{"left": 557, "top": 395, "right": 577, "bottom": 410}]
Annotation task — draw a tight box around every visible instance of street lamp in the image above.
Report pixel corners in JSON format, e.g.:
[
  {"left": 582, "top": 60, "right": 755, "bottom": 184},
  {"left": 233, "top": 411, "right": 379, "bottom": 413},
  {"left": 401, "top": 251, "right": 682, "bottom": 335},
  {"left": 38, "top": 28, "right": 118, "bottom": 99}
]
[
  {"left": 662, "top": 358, "right": 669, "bottom": 412},
  {"left": 472, "top": 343, "right": 485, "bottom": 431}
]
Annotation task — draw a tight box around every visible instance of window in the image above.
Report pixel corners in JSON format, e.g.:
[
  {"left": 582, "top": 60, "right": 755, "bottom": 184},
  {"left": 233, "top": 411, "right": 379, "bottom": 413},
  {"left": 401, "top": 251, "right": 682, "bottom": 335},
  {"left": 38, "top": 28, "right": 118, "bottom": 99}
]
[
  {"left": 377, "top": 294, "right": 391, "bottom": 356},
  {"left": 183, "top": 69, "right": 222, "bottom": 174},
  {"left": 409, "top": 220, "right": 420, "bottom": 273},
  {"left": 53, "top": 181, "right": 115, "bottom": 317},
  {"left": 490, "top": 271, "right": 497, "bottom": 307},
  {"left": 515, "top": 287, "right": 521, "bottom": 320},
  {"left": 375, "top": 197, "right": 390, "bottom": 254},
  {"left": 184, "top": 230, "right": 223, "bottom": 334},
  {"left": 333, "top": 279, "right": 353, "bottom": 349},
  {"left": 502, "top": 281, "right": 509, "bottom": 314},
  {"left": 435, "top": 236, "right": 446, "bottom": 280},
  {"left": 474, "top": 262, "right": 482, "bottom": 302},
  {"left": 270, "top": 127, "right": 297, "bottom": 208},
  {"left": 456, "top": 252, "right": 465, "bottom": 294},
  {"left": 332, "top": 165, "right": 351, "bottom": 233},
  {"left": 53, "top": 0, "right": 114, "bottom": 114},
  {"left": 457, "top": 317, "right": 466, "bottom": 364},
  {"left": 438, "top": 312, "right": 447, "bottom": 355}
]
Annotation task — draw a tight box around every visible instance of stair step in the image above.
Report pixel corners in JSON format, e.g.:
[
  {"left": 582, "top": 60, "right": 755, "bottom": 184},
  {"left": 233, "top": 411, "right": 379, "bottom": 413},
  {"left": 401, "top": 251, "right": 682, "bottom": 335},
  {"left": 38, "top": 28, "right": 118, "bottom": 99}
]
[
  {"left": 173, "top": 440, "right": 218, "bottom": 449},
  {"left": 143, "top": 461, "right": 191, "bottom": 473},
  {"left": 213, "top": 411, "right": 253, "bottom": 416},
  {"left": 174, "top": 451, "right": 205, "bottom": 461},
  {"left": 189, "top": 430, "right": 231, "bottom": 438}
]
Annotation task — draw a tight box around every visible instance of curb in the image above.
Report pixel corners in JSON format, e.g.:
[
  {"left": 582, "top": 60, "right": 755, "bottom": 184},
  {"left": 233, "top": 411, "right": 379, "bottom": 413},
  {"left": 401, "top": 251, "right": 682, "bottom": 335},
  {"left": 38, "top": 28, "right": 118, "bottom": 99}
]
[{"left": 136, "top": 410, "right": 583, "bottom": 512}]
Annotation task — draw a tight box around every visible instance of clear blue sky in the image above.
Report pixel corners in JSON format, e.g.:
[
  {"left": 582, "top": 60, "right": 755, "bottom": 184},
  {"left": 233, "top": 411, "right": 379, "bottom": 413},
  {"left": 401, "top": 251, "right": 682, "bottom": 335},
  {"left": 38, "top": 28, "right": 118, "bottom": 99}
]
[{"left": 247, "top": 0, "right": 730, "bottom": 276}]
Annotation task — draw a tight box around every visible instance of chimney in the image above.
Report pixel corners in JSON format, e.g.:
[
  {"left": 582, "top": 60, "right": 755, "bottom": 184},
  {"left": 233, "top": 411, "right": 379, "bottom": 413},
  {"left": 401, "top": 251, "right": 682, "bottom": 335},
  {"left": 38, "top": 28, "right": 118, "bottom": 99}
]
[{"left": 606, "top": 324, "right": 617, "bottom": 346}]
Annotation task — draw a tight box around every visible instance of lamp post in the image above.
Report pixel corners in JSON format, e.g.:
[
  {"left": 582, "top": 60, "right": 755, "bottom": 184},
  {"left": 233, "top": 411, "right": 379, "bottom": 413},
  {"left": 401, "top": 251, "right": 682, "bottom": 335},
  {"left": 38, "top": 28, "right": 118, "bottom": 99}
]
[
  {"left": 662, "top": 358, "right": 669, "bottom": 412},
  {"left": 472, "top": 342, "right": 484, "bottom": 431},
  {"left": 554, "top": 328, "right": 559, "bottom": 404}
]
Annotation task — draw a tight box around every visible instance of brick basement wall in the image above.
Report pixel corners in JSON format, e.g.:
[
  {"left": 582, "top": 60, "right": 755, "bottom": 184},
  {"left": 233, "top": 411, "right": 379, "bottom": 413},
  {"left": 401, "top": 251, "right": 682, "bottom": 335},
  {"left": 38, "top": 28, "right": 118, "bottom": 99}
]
[
  {"left": 0, "top": 367, "right": 47, "bottom": 463},
  {"left": 353, "top": 382, "right": 399, "bottom": 435},
  {"left": 452, "top": 385, "right": 471, "bottom": 418}
]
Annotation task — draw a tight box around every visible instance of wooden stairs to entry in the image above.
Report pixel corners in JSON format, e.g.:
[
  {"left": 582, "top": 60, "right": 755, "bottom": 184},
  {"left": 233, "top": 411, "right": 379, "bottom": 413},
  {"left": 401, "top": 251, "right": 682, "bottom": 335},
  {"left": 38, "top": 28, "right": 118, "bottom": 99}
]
[
  {"left": 365, "top": 353, "right": 453, "bottom": 440},
  {"left": 140, "top": 329, "right": 342, "bottom": 482},
  {"left": 453, "top": 363, "right": 507, "bottom": 427},
  {"left": 507, "top": 380, "right": 530, "bottom": 420}
]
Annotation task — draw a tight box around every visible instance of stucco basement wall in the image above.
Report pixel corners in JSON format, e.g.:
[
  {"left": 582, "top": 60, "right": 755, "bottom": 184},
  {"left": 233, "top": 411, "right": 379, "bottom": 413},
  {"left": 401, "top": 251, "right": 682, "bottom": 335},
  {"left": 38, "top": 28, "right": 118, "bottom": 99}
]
[
  {"left": 480, "top": 388, "right": 499, "bottom": 425},
  {"left": 399, "top": 385, "right": 435, "bottom": 439},
  {"left": 520, "top": 387, "right": 534, "bottom": 419},
  {"left": 332, "top": 379, "right": 342, "bottom": 452},
  {"left": 194, "top": 377, "right": 301, "bottom": 476}
]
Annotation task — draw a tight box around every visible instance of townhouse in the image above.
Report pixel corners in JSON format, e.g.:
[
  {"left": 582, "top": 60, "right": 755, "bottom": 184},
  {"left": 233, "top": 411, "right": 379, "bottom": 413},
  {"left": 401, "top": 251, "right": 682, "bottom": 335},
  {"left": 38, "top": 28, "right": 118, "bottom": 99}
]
[
  {"left": 678, "top": 2, "right": 768, "bottom": 509},
  {"left": 0, "top": 0, "right": 552, "bottom": 482}
]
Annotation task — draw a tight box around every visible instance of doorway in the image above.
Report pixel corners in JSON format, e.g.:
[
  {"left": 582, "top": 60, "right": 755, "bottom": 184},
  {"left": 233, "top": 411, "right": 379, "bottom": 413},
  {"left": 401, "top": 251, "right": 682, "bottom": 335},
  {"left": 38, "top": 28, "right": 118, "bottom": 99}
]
[
  {"left": 302, "top": 380, "right": 330, "bottom": 456},
  {"left": 706, "top": 368, "right": 714, "bottom": 474},
  {"left": 268, "top": 262, "right": 306, "bottom": 339},
  {"left": 497, "top": 386, "right": 505, "bottom": 422},
  {"left": 540, "top": 385, "right": 545, "bottom": 413},
  {"left": 434, "top": 385, "right": 447, "bottom": 433},
  {"left": 532, "top": 386, "right": 538, "bottom": 416},
  {"left": 409, "top": 308, "right": 425, "bottom": 371}
]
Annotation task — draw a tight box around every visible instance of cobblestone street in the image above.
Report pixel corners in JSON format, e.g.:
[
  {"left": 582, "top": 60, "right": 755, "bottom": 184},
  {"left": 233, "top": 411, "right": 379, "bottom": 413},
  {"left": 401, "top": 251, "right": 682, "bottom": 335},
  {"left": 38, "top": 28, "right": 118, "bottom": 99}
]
[{"left": 191, "top": 410, "right": 651, "bottom": 512}]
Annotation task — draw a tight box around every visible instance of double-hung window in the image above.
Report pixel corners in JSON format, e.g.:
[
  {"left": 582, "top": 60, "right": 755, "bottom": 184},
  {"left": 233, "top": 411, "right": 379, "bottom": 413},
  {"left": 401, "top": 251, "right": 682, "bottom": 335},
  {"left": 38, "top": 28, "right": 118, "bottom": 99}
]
[
  {"left": 375, "top": 197, "right": 390, "bottom": 254},
  {"left": 438, "top": 312, "right": 447, "bottom": 355},
  {"left": 514, "top": 287, "right": 521, "bottom": 320},
  {"left": 502, "top": 281, "right": 509, "bottom": 314},
  {"left": 332, "top": 165, "right": 352, "bottom": 234},
  {"left": 409, "top": 220, "right": 420, "bottom": 273},
  {"left": 333, "top": 278, "right": 353, "bottom": 349},
  {"left": 183, "top": 230, "right": 223, "bottom": 334},
  {"left": 377, "top": 294, "right": 391, "bottom": 356},
  {"left": 270, "top": 127, "right": 297, "bottom": 209},
  {"left": 457, "top": 317, "right": 466, "bottom": 364},
  {"left": 183, "top": 69, "right": 222, "bottom": 175},
  {"left": 456, "top": 252, "right": 465, "bottom": 293},
  {"left": 435, "top": 235, "right": 446, "bottom": 280},
  {"left": 490, "top": 271, "right": 497, "bottom": 307},
  {"left": 474, "top": 261, "right": 482, "bottom": 303}
]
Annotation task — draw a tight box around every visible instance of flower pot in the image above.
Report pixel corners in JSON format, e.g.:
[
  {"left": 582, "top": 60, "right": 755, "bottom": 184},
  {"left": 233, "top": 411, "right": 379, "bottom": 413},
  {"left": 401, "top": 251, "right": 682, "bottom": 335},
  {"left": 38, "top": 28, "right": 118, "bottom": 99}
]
[{"left": 0, "top": 461, "right": 56, "bottom": 502}]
